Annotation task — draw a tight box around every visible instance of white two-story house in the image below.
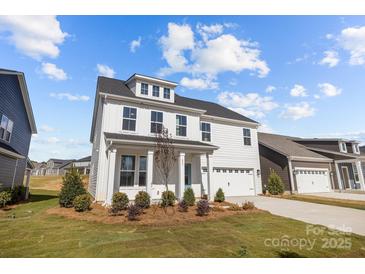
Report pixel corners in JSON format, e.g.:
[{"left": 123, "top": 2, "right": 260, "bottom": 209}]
[{"left": 89, "top": 73, "right": 262, "bottom": 205}]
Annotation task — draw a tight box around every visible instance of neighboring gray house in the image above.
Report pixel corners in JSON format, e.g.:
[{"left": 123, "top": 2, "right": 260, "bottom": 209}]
[
  {"left": 65, "top": 156, "right": 91, "bottom": 175},
  {"left": 0, "top": 68, "right": 37, "bottom": 190},
  {"left": 44, "top": 158, "right": 75, "bottom": 176}
]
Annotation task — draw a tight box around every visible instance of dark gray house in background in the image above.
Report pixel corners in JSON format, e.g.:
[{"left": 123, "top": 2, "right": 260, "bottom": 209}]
[{"left": 0, "top": 69, "right": 37, "bottom": 190}]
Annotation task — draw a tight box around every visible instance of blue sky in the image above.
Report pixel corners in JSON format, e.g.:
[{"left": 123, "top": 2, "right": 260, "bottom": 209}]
[{"left": 1, "top": 16, "right": 365, "bottom": 162}]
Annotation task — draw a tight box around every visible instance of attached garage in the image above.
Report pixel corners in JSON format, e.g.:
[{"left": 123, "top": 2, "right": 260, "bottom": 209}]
[
  {"left": 294, "top": 167, "right": 331, "bottom": 194},
  {"left": 212, "top": 168, "right": 256, "bottom": 196}
]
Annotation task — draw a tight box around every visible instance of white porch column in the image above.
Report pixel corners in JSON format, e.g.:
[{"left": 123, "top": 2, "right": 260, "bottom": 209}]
[
  {"left": 106, "top": 149, "right": 117, "bottom": 205},
  {"left": 206, "top": 153, "right": 213, "bottom": 201},
  {"left": 356, "top": 161, "right": 365, "bottom": 190},
  {"left": 146, "top": 150, "right": 154, "bottom": 196},
  {"left": 334, "top": 161, "right": 344, "bottom": 191},
  {"left": 178, "top": 152, "right": 185, "bottom": 199}
]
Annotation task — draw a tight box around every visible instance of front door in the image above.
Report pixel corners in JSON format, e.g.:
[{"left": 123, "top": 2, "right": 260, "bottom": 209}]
[
  {"left": 341, "top": 166, "right": 350, "bottom": 189},
  {"left": 185, "top": 163, "right": 192, "bottom": 189}
]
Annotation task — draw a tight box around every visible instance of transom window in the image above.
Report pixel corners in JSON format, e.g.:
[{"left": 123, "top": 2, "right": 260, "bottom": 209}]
[
  {"left": 201, "top": 122, "right": 211, "bottom": 142},
  {"left": 120, "top": 155, "right": 135, "bottom": 187},
  {"left": 0, "top": 114, "right": 13, "bottom": 143},
  {"left": 122, "top": 107, "right": 137, "bottom": 131},
  {"left": 163, "top": 88, "right": 170, "bottom": 99},
  {"left": 141, "top": 83, "right": 148, "bottom": 95},
  {"left": 153, "top": 85, "right": 160, "bottom": 97},
  {"left": 243, "top": 128, "right": 251, "bottom": 146},
  {"left": 138, "top": 156, "right": 147, "bottom": 186},
  {"left": 176, "top": 115, "right": 187, "bottom": 137},
  {"left": 151, "top": 111, "right": 163, "bottom": 133}
]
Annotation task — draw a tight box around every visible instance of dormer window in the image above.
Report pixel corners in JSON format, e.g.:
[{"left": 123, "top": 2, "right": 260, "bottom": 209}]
[
  {"left": 353, "top": 144, "right": 360, "bottom": 154},
  {"left": 339, "top": 142, "right": 347, "bottom": 153},
  {"left": 164, "top": 88, "right": 170, "bottom": 99},
  {"left": 141, "top": 83, "right": 148, "bottom": 95},
  {"left": 152, "top": 85, "right": 160, "bottom": 97},
  {"left": 0, "top": 114, "right": 13, "bottom": 143}
]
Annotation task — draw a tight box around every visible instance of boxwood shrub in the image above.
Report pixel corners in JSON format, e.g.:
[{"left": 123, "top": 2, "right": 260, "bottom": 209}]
[
  {"left": 134, "top": 191, "right": 151, "bottom": 209},
  {"left": 73, "top": 194, "right": 92, "bottom": 212},
  {"left": 161, "top": 190, "right": 176, "bottom": 207}
]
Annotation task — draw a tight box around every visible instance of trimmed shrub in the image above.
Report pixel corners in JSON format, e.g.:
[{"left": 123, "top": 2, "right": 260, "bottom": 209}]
[
  {"left": 127, "top": 204, "right": 141, "bottom": 221},
  {"left": 214, "top": 188, "right": 225, "bottom": 203},
  {"left": 267, "top": 169, "right": 284, "bottom": 195},
  {"left": 59, "top": 168, "right": 86, "bottom": 208},
  {"left": 183, "top": 188, "right": 195, "bottom": 206},
  {"left": 196, "top": 200, "right": 210, "bottom": 216},
  {"left": 161, "top": 190, "right": 176, "bottom": 207},
  {"left": 111, "top": 192, "right": 129, "bottom": 213},
  {"left": 178, "top": 200, "right": 188, "bottom": 212},
  {"left": 73, "top": 194, "right": 92, "bottom": 212},
  {"left": 242, "top": 201, "right": 255, "bottom": 210},
  {"left": 9, "top": 186, "right": 27, "bottom": 203},
  {"left": 0, "top": 191, "right": 11, "bottom": 208},
  {"left": 134, "top": 191, "right": 151, "bottom": 209},
  {"left": 228, "top": 203, "right": 241, "bottom": 211}
]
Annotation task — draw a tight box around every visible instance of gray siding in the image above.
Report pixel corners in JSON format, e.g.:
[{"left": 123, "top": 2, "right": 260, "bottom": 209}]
[
  {"left": 0, "top": 74, "right": 32, "bottom": 188},
  {"left": 295, "top": 140, "right": 340, "bottom": 152}
]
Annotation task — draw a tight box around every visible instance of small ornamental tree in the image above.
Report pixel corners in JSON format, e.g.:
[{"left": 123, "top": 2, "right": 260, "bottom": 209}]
[
  {"left": 59, "top": 168, "right": 86, "bottom": 207},
  {"left": 267, "top": 169, "right": 284, "bottom": 195},
  {"left": 214, "top": 188, "right": 225, "bottom": 202},
  {"left": 183, "top": 188, "right": 195, "bottom": 206},
  {"left": 154, "top": 127, "right": 177, "bottom": 194}
]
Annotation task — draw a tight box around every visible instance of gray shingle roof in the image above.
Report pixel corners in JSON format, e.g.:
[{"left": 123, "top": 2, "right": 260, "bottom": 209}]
[
  {"left": 97, "top": 76, "right": 257, "bottom": 124},
  {"left": 258, "top": 132, "right": 331, "bottom": 160},
  {"left": 104, "top": 132, "right": 217, "bottom": 148}
]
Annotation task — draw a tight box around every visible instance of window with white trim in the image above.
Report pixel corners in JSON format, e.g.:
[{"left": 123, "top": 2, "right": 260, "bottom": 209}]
[
  {"left": 152, "top": 85, "right": 160, "bottom": 97},
  {"left": 138, "top": 156, "right": 147, "bottom": 186},
  {"left": 339, "top": 142, "right": 347, "bottom": 153},
  {"left": 201, "top": 122, "right": 211, "bottom": 142},
  {"left": 141, "top": 83, "right": 148, "bottom": 95},
  {"left": 353, "top": 144, "right": 360, "bottom": 154},
  {"left": 353, "top": 163, "right": 360, "bottom": 182},
  {"left": 122, "top": 107, "right": 137, "bottom": 131},
  {"left": 176, "top": 115, "right": 187, "bottom": 136},
  {"left": 151, "top": 111, "right": 163, "bottom": 133},
  {"left": 163, "top": 88, "right": 170, "bottom": 99},
  {"left": 120, "top": 155, "right": 135, "bottom": 187},
  {"left": 0, "top": 114, "right": 13, "bottom": 142},
  {"left": 243, "top": 128, "right": 251, "bottom": 146}
]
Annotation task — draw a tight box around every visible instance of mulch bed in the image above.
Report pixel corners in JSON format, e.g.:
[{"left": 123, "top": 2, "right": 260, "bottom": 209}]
[{"left": 46, "top": 202, "right": 261, "bottom": 227}]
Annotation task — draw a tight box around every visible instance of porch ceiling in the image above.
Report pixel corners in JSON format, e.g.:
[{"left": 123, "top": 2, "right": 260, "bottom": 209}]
[{"left": 104, "top": 132, "right": 218, "bottom": 153}]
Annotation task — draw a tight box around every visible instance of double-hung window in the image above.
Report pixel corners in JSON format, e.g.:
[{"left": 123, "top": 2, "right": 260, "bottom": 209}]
[
  {"left": 122, "top": 107, "right": 137, "bottom": 131},
  {"left": 0, "top": 114, "right": 13, "bottom": 142},
  {"left": 176, "top": 115, "right": 187, "bottom": 137},
  {"left": 151, "top": 111, "right": 163, "bottom": 133},
  {"left": 138, "top": 156, "right": 147, "bottom": 186},
  {"left": 120, "top": 155, "right": 135, "bottom": 187},
  {"left": 201, "top": 122, "right": 211, "bottom": 142},
  {"left": 141, "top": 83, "right": 149, "bottom": 95},
  {"left": 153, "top": 85, "right": 160, "bottom": 97},
  {"left": 243, "top": 128, "right": 251, "bottom": 146},
  {"left": 163, "top": 88, "right": 170, "bottom": 99}
]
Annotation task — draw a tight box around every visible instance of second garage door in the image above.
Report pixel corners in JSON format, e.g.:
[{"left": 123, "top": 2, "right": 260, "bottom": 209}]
[
  {"left": 295, "top": 168, "right": 331, "bottom": 194},
  {"left": 212, "top": 168, "right": 255, "bottom": 196}
]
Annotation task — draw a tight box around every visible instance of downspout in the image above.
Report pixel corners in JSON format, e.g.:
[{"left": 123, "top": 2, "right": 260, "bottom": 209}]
[
  {"left": 11, "top": 159, "right": 18, "bottom": 189},
  {"left": 287, "top": 156, "right": 296, "bottom": 194},
  {"left": 104, "top": 141, "right": 113, "bottom": 206}
]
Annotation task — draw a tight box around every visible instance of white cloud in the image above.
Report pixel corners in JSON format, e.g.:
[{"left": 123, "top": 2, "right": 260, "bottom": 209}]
[
  {"left": 217, "top": 91, "right": 278, "bottom": 118},
  {"left": 96, "top": 64, "right": 116, "bottom": 78},
  {"left": 281, "top": 102, "right": 315, "bottom": 120},
  {"left": 290, "top": 84, "right": 307, "bottom": 97},
  {"left": 319, "top": 50, "right": 340, "bottom": 67},
  {"left": 47, "top": 137, "right": 60, "bottom": 144},
  {"left": 339, "top": 26, "right": 365, "bottom": 65},
  {"left": 258, "top": 123, "right": 274, "bottom": 133},
  {"left": 326, "top": 33, "right": 334, "bottom": 39},
  {"left": 265, "top": 85, "right": 276, "bottom": 93},
  {"left": 40, "top": 124, "right": 56, "bottom": 133},
  {"left": 159, "top": 23, "right": 269, "bottom": 79},
  {"left": 318, "top": 83, "right": 342, "bottom": 97},
  {"left": 159, "top": 23, "right": 195, "bottom": 75},
  {"left": 180, "top": 77, "right": 218, "bottom": 90},
  {"left": 0, "top": 16, "right": 68, "bottom": 60},
  {"left": 41, "top": 62, "right": 68, "bottom": 81},
  {"left": 130, "top": 36, "right": 141, "bottom": 53},
  {"left": 49, "top": 92, "right": 90, "bottom": 102},
  {"left": 314, "top": 94, "right": 321, "bottom": 99}
]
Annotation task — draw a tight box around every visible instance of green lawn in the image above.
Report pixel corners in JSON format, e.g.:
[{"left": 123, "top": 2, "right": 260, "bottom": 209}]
[
  {"left": 280, "top": 195, "right": 365, "bottom": 211},
  {"left": 1, "top": 189, "right": 365, "bottom": 258}
]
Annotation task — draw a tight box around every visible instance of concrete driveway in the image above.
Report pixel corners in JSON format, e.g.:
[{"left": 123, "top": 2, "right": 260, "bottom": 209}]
[
  {"left": 304, "top": 192, "right": 365, "bottom": 201},
  {"left": 227, "top": 196, "right": 365, "bottom": 236}
]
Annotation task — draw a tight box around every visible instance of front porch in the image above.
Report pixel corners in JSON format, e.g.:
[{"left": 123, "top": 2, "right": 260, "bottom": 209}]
[
  {"left": 335, "top": 159, "right": 365, "bottom": 191},
  {"left": 103, "top": 133, "right": 218, "bottom": 204}
]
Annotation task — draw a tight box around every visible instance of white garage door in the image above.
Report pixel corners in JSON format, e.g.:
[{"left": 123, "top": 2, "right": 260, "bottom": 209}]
[
  {"left": 295, "top": 168, "right": 330, "bottom": 194},
  {"left": 212, "top": 168, "right": 255, "bottom": 196}
]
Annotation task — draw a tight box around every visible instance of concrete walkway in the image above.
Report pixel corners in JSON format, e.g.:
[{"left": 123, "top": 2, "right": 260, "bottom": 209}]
[
  {"left": 305, "top": 192, "right": 365, "bottom": 201},
  {"left": 227, "top": 196, "right": 365, "bottom": 236}
]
